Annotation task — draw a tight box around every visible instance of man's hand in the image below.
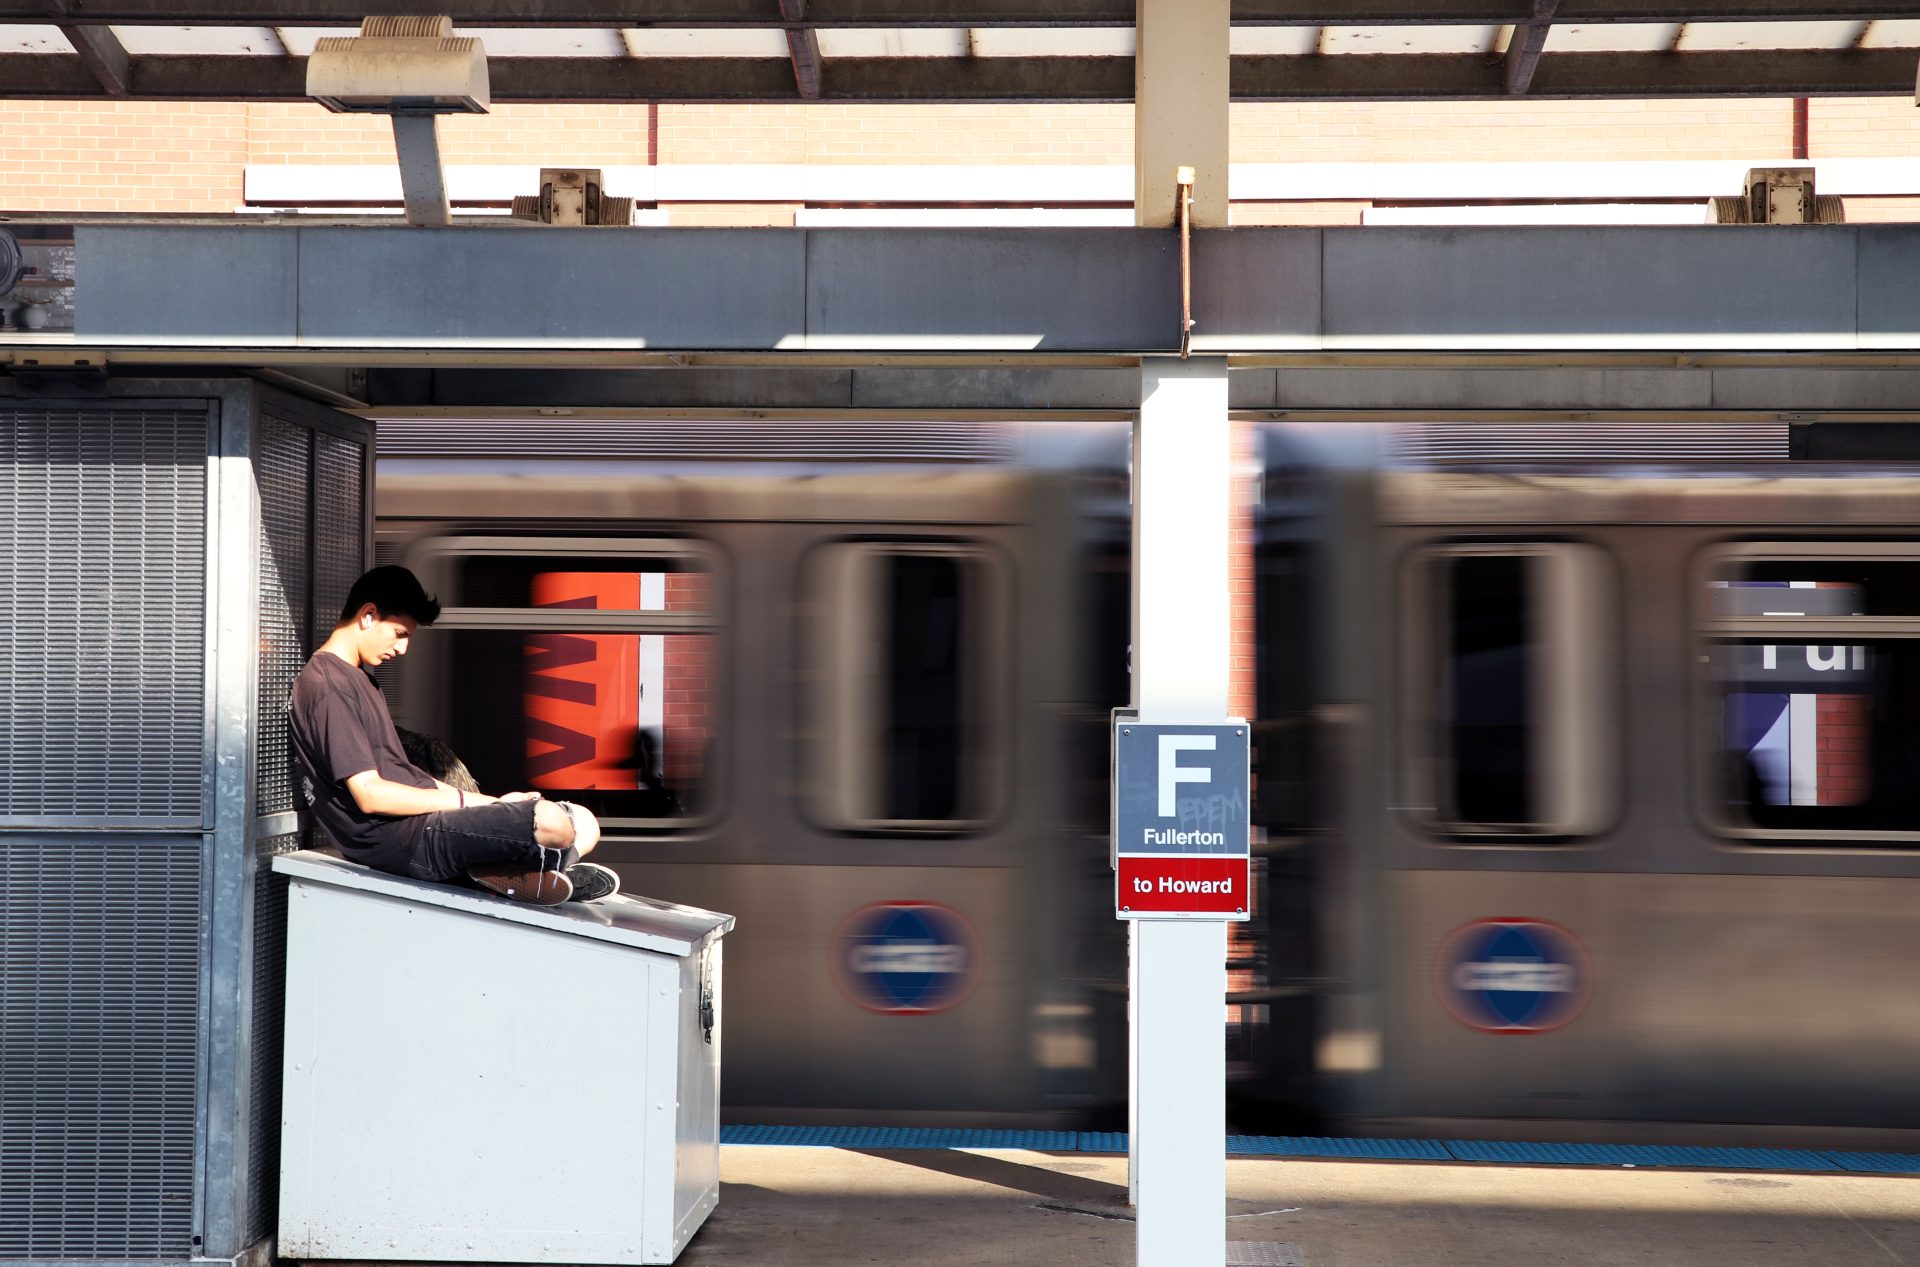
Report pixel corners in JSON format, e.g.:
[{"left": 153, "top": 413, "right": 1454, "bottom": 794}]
[{"left": 498, "top": 790, "right": 545, "bottom": 803}]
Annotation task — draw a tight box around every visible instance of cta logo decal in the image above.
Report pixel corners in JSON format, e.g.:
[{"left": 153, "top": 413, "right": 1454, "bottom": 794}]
[
  {"left": 1435, "top": 917, "right": 1592, "bottom": 1035},
  {"left": 832, "top": 902, "right": 980, "bottom": 1016}
]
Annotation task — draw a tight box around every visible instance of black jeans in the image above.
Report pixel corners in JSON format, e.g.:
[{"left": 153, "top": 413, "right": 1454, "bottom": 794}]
[{"left": 411, "top": 799, "right": 576, "bottom": 883}]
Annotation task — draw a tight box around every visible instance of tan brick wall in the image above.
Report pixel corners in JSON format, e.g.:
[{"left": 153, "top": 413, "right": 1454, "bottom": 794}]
[
  {"left": 1, "top": 100, "right": 248, "bottom": 212},
  {"left": 1806, "top": 99, "right": 1920, "bottom": 158},
  {"left": 4, "top": 95, "right": 1919, "bottom": 217}
]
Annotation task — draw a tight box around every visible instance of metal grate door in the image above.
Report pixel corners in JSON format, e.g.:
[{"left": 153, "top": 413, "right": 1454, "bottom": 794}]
[
  {"left": 0, "top": 406, "right": 208, "bottom": 823},
  {"left": 0, "top": 838, "right": 202, "bottom": 1259}
]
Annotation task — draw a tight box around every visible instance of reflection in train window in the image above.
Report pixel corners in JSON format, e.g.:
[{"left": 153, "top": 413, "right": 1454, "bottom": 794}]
[
  {"left": 1404, "top": 544, "right": 1618, "bottom": 839},
  {"left": 1705, "top": 550, "right": 1920, "bottom": 837},
  {"left": 414, "top": 543, "right": 722, "bottom": 829},
  {"left": 804, "top": 542, "right": 1007, "bottom": 832},
  {"left": 1711, "top": 641, "right": 1879, "bottom": 819}
]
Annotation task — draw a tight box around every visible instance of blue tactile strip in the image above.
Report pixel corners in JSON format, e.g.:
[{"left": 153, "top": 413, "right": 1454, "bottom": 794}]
[
  {"left": 1822, "top": 1152, "right": 1920, "bottom": 1175},
  {"left": 1229, "top": 1136, "right": 1453, "bottom": 1161},
  {"left": 720, "top": 1126, "right": 1920, "bottom": 1174}
]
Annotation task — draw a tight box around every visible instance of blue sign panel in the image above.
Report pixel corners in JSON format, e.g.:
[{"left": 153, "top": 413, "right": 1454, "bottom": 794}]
[
  {"left": 1112, "top": 720, "right": 1250, "bottom": 858},
  {"left": 1435, "top": 918, "right": 1592, "bottom": 1035},
  {"left": 832, "top": 902, "right": 980, "bottom": 1016}
]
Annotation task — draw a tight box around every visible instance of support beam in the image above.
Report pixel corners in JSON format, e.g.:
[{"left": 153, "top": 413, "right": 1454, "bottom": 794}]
[
  {"left": 2, "top": 48, "right": 1913, "bottom": 102},
  {"left": 778, "top": 0, "right": 823, "bottom": 99},
  {"left": 9, "top": 0, "right": 1920, "bottom": 25},
  {"left": 1505, "top": 0, "right": 1558, "bottom": 95},
  {"left": 1136, "top": 0, "right": 1229, "bottom": 228},
  {"left": 42, "top": 0, "right": 130, "bottom": 95},
  {"left": 390, "top": 115, "right": 450, "bottom": 226},
  {"left": 1131, "top": 357, "right": 1232, "bottom": 1267}
]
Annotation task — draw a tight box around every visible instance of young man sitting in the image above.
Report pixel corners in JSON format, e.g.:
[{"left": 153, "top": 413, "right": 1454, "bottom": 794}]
[{"left": 289, "top": 565, "right": 617, "bottom": 906}]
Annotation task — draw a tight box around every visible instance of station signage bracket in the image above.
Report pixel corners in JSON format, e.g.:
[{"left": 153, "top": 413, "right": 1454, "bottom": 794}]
[{"left": 1111, "top": 710, "right": 1251, "bottom": 923}]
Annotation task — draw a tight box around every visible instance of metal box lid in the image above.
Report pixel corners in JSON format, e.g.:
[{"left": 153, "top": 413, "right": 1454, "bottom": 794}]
[{"left": 272, "top": 850, "right": 733, "bottom": 957}]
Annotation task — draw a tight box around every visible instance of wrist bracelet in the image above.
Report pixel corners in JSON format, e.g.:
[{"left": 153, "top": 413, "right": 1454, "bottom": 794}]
[{"left": 457, "top": 788, "right": 465, "bottom": 809}]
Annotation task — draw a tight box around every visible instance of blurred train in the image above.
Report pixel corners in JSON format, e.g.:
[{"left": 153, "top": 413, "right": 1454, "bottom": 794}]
[{"left": 369, "top": 414, "right": 1920, "bottom": 1144}]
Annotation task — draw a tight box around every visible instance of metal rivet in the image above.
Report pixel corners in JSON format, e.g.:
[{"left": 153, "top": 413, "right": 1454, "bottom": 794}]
[{"left": 1123, "top": 728, "right": 1131, "bottom": 735}]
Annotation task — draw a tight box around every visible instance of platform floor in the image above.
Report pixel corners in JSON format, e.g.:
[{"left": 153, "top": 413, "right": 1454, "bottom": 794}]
[{"left": 682, "top": 1144, "right": 1920, "bottom": 1266}]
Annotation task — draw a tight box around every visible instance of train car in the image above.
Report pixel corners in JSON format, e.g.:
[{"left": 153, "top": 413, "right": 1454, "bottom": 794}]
[
  {"left": 1256, "top": 420, "right": 1920, "bottom": 1143},
  {"left": 369, "top": 418, "right": 1135, "bottom": 1125}
]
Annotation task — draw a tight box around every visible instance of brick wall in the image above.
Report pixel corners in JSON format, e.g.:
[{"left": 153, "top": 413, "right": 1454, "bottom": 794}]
[
  {"left": 1815, "top": 691, "right": 1871, "bottom": 806},
  {"left": 10, "top": 96, "right": 1920, "bottom": 216},
  {"left": 662, "top": 571, "right": 714, "bottom": 797},
  {"left": 1, "top": 100, "right": 248, "bottom": 212}
]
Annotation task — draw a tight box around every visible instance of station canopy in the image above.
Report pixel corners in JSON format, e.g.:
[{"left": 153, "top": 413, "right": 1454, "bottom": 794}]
[{"left": 0, "top": 2, "right": 1917, "bottom": 103}]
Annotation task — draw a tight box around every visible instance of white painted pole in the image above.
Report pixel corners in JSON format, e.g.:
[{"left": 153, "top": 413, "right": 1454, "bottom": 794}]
[{"left": 1131, "top": 357, "right": 1231, "bottom": 1265}]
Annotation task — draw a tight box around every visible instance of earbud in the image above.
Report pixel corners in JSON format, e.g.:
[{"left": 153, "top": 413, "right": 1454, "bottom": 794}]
[{"left": 361, "top": 615, "right": 372, "bottom": 628}]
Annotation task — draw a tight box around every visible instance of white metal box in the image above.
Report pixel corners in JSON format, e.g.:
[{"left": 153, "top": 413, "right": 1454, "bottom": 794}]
[{"left": 274, "top": 851, "right": 732, "bottom": 1264}]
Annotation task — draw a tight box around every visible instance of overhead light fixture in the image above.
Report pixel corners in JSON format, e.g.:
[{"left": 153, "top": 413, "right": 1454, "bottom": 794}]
[{"left": 307, "top": 17, "right": 489, "bottom": 226}]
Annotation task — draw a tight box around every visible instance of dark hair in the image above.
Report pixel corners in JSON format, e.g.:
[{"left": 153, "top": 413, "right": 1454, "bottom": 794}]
[{"left": 338, "top": 565, "right": 441, "bottom": 627}]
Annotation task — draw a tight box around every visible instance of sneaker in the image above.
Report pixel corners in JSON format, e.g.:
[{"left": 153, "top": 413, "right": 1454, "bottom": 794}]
[
  {"left": 565, "top": 861, "right": 621, "bottom": 903},
  {"left": 468, "top": 861, "right": 572, "bottom": 906}
]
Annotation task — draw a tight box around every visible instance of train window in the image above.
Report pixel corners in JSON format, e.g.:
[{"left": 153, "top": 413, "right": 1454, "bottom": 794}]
[
  {"left": 1704, "top": 545, "right": 1920, "bottom": 839},
  {"left": 1403, "top": 543, "right": 1619, "bottom": 839},
  {"left": 407, "top": 538, "right": 722, "bottom": 829},
  {"left": 802, "top": 541, "right": 1008, "bottom": 832}
]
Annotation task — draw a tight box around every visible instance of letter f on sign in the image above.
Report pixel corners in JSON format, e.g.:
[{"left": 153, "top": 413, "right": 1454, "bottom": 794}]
[{"left": 1158, "top": 734, "right": 1215, "bottom": 816}]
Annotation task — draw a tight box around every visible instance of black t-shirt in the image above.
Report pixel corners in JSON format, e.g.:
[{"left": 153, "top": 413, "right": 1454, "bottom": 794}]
[{"left": 289, "top": 651, "right": 439, "bottom": 873}]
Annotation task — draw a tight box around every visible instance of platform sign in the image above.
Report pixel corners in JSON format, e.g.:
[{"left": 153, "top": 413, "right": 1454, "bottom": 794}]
[
  {"left": 1112, "top": 716, "right": 1250, "bottom": 921},
  {"left": 1435, "top": 917, "right": 1592, "bottom": 1035}
]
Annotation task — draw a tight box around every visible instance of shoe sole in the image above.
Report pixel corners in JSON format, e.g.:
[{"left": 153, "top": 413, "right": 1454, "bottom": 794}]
[
  {"left": 468, "top": 863, "right": 573, "bottom": 906},
  {"left": 565, "top": 862, "right": 621, "bottom": 903}
]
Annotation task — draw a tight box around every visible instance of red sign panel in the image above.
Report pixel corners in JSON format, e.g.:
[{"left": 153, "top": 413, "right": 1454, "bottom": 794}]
[{"left": 1116, "top": 856, "right": 1249, "bottom": 917}]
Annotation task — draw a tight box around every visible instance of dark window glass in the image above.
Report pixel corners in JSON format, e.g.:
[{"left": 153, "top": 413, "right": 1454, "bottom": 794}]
[
  {"left": 1709, "top": 638, "right": 1920, "bottom": 832},
  {"left": 435, "top": 629, "right": 714, "bottom": 824},
  {"left": 1254, "top": 543, "right": 1314, "bottom": 831},
  {"left": 1445, "top": 555, "right": 1533, "bottom": 825},
  {"left": 1073, "top": 541, "right": 1132, "bottom": 831},
  {"left": 881, "top": 555, "right": 964, "bottom": 821}
]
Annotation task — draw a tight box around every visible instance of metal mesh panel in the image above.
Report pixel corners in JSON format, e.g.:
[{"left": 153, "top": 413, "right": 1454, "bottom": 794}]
[
  {"left": 244, "top": 833, "right": 299, "bottom": 1244},
  {"left": 255, "top": 417, "right": 312, "bottom": 818},
  {"left": 0, "top": 837, "right": 201, "bottom": 1258},
  {"left": 312, "top": 431, "right": 367, "bottom": 643},
  {"left": 0, "top": 406, "right": 208, "bottom": 821}
]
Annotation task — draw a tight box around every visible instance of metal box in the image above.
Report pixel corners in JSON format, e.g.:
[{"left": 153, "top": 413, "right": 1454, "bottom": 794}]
[{"left": 274, "top": 851, "right": 732, "bottom": 1265}]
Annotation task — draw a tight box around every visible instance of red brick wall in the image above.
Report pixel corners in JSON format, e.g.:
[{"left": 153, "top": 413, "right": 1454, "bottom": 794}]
[
  {"left": 1816, "top": 691, "right": 1871, "bottom": 806},
  {"left": 662, "top": 571, "right": 715, "bottom": 795}
]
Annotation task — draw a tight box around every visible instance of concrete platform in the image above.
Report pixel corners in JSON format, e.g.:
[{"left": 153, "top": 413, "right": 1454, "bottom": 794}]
[{"left": 681, "top": 1144, "right": 1920, "bottom": 1266}]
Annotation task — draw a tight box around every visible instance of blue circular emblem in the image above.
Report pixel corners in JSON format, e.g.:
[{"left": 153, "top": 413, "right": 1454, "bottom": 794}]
[
  {"left": 1435, "top": 917, "right": 1592, "bottom": 1035},
  {"left": 832, "top": 902, "right": 980, "bottom": 1016}
]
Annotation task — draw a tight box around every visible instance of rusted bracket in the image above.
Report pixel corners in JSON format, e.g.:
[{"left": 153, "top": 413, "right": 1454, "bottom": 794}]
[{"left": 1177, "top": 165, "right": 1195, "bottom": 360}]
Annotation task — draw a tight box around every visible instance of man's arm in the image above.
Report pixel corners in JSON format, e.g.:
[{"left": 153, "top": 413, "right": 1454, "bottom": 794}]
[{"left": 345, "top": 771, "right": 498, "bottom": 816}]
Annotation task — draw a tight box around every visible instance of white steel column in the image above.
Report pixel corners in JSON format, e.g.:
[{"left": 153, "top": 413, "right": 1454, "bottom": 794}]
[
  {"left": 1131, "top": 357, "right": 1231, "bottom": 1265},
  {"left": 1135, "top": 0, "right": 1229, "bottom": 229}
]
